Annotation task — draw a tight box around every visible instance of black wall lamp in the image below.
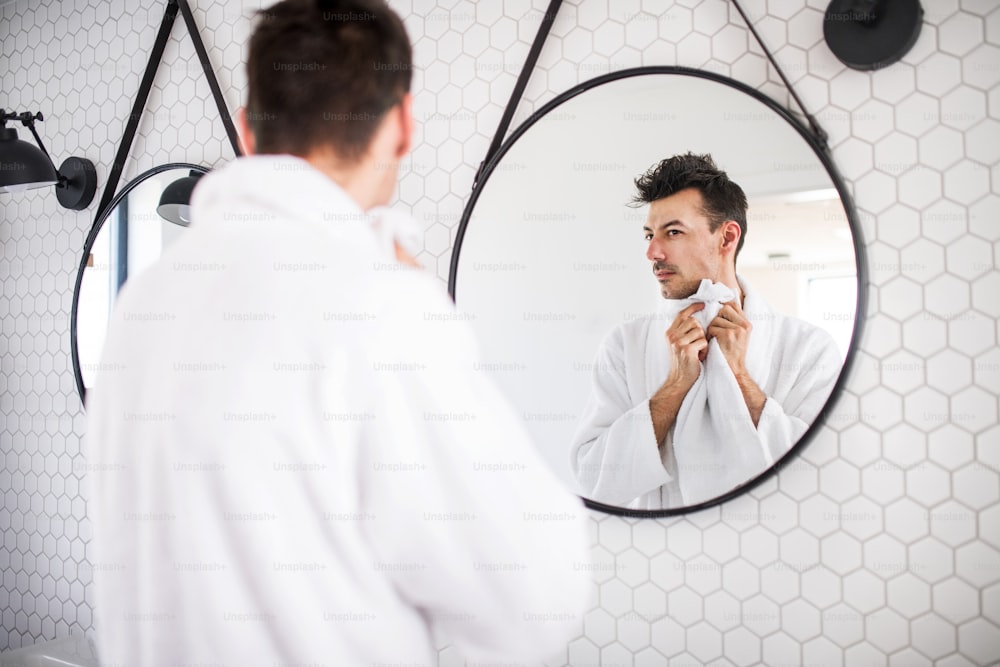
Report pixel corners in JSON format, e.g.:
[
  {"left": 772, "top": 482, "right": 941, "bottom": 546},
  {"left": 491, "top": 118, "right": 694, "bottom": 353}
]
[
  {"left": 156, "top": 170, "right": 204, "bottom": 226},
  {"left": 0, "top": 110, "right": 97, "bottom": 210}
]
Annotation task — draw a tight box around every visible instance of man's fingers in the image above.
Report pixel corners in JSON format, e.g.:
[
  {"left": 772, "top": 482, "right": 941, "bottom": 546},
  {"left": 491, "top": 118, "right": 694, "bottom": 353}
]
[
  {"left": 668, "top": 318, "right": 706, "bottom": 344},
  {"left": 668, "top": 315, "right": 703, "bottom": 339},
  {"left": 707, "top": 320, "right": 739, "bottom": 337},
  {"left": 668, "top": 315, "right": 700, "bottom": 335},
  {"left": 715, "top": 304, "right": 739, "bottom": 322},
  {"left": 677, "top": 302, "right": 706, "bottom": 320},
  {"left": 678, "top": 317, "right": 705, "bottom": 336},
  {"left": 716, "top": 303, "right": 751, "bottom": 330},
  {"left": 678, "top": 328, "right": 707, "bottom": 346}
]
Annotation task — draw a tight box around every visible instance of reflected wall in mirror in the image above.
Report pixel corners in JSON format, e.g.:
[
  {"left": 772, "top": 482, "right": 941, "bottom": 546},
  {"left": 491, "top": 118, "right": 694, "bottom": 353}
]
[
  {"left": 450, "top": 69, "right": 864, "bottom": 516},
  {"left": 72, "top": 164, "right": 208, "bottom": 400}
]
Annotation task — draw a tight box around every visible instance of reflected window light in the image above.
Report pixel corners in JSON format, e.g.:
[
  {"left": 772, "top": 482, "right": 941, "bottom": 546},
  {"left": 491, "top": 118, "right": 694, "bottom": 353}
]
[{"left": 803, "top": 274, "right": 856, "bottom": 362}]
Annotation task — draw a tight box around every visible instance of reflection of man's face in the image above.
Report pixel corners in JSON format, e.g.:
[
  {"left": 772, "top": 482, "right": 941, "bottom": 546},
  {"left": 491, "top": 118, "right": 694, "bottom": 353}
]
[{"left": 643, "top": 188, "right": 725, "bottom": 299}]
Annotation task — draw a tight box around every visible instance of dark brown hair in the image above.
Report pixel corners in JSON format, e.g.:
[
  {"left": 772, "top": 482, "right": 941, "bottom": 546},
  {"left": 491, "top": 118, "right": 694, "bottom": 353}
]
[
  {"left": 632, "top": 152, "right": 748, "bottom": 258},
  {"left": 246, "top": 0, "right": 412, "bottom": 160}
]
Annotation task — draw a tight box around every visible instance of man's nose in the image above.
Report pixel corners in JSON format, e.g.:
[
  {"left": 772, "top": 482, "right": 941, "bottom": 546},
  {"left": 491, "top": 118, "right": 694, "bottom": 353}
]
[{"left": 647, "top": 239, "right": 665, "bottom": 262}]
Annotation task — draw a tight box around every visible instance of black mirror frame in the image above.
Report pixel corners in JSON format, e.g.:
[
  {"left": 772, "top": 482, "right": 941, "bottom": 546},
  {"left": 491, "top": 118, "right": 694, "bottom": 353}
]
[
  {"left": 447, "top": 66, "right": 870, "bottom": 519},
  {"left": 70, "top": 162, "right": 209, "bottom": 405}
]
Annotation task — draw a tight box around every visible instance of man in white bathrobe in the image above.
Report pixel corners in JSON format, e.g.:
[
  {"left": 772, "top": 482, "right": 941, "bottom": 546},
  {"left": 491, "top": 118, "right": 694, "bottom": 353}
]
[
  {"left": 86, "top": 2, "right": 591, "bottom": 666},
  {"left": 571, "top": 153, "right": 843, "bottom": 510}
]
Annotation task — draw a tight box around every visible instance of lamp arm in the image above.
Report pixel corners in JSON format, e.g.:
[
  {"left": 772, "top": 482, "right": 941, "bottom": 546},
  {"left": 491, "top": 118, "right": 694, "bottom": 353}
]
[
  {"left": 22, "top": 116, "right": 55, "bottom": 165},
  {"left": 3, "top": 109, "right": 63, "bottom": 181},
  {"left": 19, "top": 113, "right": 75, "bottom": 189}
]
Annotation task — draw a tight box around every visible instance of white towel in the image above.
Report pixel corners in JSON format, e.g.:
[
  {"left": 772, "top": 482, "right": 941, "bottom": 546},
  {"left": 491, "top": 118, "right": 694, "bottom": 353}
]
[
  {"left": 570, "top": 276, "right": 842, "bottom": 510},
  {"left": 367, "top": 206, "right": 423, "bottom": 259},
  {"left": 644, "top": 279, "right": 738, "bottom": 393},
  {"left": 649, "top": 279, "right": 773, "bottom": 505}
]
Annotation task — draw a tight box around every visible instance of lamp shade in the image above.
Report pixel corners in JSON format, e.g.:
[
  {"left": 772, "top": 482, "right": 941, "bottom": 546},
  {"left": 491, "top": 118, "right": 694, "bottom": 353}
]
[
  {"left": 156, "top": 170, "right": 203, "bottom": 226},
  {"left": 0, "top": 126, "right": 58, "bottom": 193}
]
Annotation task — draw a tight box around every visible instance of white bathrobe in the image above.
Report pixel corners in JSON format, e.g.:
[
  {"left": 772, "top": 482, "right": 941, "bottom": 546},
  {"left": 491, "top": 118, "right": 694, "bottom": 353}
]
[
  {"left": 86, "top": 155, "right": 592, "bottom": 667},
  {"left": 570, "top": 278, "right": 842, "bottom": 510}
]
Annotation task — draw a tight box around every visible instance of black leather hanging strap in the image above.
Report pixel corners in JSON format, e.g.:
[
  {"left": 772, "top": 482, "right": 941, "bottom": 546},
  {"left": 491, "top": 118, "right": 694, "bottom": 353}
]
[
  {"left": 93, "top": 0, "right": 243, "bottom": 228},
  {"left": 93, "top": 0, "right": 179, "bottom": 223},
  {"left": 474, "top": 0, "right": 564, "bottom": 186},
  {"left": 470, "top": 0, "right": 828, "bottom": 186},
  {"left": 177, "top": 0, "right": 242, "bottom": 157},
  {"left": 730, "top": 0, "right": 829, "bottom": 147}
]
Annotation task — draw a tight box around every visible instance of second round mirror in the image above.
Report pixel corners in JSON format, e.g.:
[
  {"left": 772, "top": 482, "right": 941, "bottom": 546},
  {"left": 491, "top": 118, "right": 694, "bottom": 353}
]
[{"left": 72, "top": 164, "right": 208, "bottom": 400}]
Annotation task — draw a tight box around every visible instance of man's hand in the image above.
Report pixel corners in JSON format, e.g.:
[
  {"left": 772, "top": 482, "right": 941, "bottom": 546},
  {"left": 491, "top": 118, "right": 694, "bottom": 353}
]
[
  {"left": 394, "top": 240, "right": 421, "bottom": 267},
  {"left": 665, "top": 302, "right": 708, "bottom": 391},
  {"left": 650, "top": 303, "right": 708, "bottom": 446},
  {"left": 708, "top": 299, "right": 766, "bottom": 426},
  {"left": 707, "top": 300, "right": 752, "bottom": 376}
]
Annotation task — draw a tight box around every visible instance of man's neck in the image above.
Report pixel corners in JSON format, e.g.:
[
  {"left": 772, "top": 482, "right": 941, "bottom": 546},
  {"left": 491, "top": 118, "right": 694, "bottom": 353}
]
[
  {"left": 304, "top": 151, "right": 387, "bottom": 212},
  {"left": 717, "top": 271, "right": 743, "bottom": 305}
]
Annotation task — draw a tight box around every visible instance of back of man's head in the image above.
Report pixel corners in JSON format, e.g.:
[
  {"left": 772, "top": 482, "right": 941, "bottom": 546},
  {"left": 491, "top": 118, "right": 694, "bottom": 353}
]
[{"left": 246, "top": 0, "right": 412, "bottom": 161}]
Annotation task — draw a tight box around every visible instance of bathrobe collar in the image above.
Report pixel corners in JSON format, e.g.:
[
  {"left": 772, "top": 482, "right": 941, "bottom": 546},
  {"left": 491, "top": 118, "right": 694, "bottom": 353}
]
[{"left": 190, "top": 154, "right": 372, "bottom": 239}]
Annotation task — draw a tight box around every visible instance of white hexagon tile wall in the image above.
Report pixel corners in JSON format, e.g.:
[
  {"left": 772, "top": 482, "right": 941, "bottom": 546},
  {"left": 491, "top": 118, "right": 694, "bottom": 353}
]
[{"left": 0, "top": 0, "right": 997, "bottom": 664}]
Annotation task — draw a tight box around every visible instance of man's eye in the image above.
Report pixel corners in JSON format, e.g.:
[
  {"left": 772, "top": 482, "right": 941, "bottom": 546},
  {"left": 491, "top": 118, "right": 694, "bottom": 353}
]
[
  {"left": 644, "top": 234, "right": 653, "bottom": 241},
  {"left": 667, "top": 230, "right": 681, "bottom": 236}
]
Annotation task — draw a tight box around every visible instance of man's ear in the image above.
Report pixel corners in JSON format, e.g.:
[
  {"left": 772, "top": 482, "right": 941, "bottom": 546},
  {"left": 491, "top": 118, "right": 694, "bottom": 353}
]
[
  {"left": 394, "top": 93, "right": 414, "bottom": 159},
  {"left": 235, "top": 107, "right": 256, "bottom": 156},
  {"left": 720, "top": 220, "right": 741, "bottom": 254}
]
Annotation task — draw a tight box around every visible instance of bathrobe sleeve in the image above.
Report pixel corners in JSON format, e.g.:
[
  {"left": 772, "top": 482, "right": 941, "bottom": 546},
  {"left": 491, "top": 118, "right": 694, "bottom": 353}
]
[
  {"left": 568, "top": 326, "right": 672, "bottom": 506},
  {"left": 755, "top": 323, "right": 844, "bottom": 463},
  {"left": 356, "top": 275, "right": 592, "bottom": 665}
]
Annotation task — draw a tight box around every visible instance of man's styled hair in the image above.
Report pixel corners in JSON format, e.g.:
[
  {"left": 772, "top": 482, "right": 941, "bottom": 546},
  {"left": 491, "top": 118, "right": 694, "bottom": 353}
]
[
  {"left": 632, "top": 152, "right": 748, "bottom": 259},
  {"left": 246, "top": 0, "right": 412, "bottom": 160}
]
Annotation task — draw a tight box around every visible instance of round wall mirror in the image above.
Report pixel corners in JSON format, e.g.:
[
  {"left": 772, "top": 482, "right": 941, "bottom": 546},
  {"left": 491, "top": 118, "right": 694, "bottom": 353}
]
[
  {"left": 71, "top": 163, "right": 208, "bottom": 402},
  {"left": 449, "top": 68, "right": 867, "bottom": 517}
]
